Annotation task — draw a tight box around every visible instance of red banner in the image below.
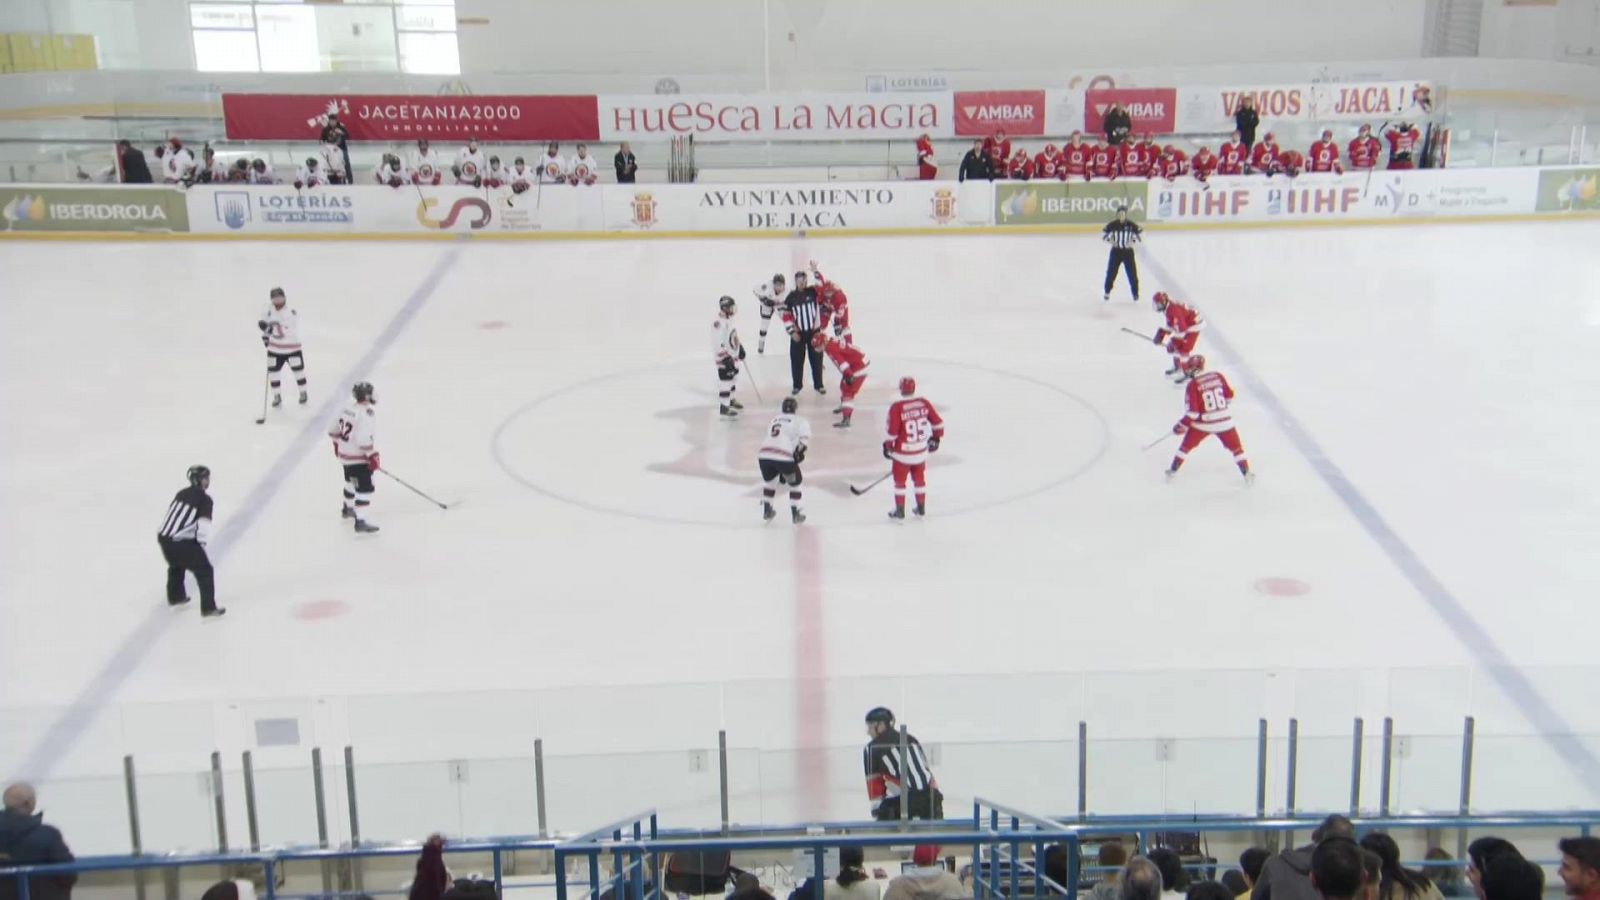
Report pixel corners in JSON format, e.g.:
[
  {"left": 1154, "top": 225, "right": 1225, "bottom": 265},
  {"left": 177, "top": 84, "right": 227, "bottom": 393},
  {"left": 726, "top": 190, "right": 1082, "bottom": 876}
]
[
  {"left": 953, "top": 90, "right": 1046, "bottom": 137},
  {"left": 1083, "top": 88, "right": 1177, "bottom": 134},
  {"left": 222, "top": 94, "right": 600, "bottom": 142}
]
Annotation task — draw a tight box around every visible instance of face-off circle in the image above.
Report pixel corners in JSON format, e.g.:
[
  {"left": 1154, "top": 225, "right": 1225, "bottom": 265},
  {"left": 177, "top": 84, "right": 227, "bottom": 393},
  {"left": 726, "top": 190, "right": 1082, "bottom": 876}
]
[
  {"left": 1253, "top": 577, "right": 1312, "bottom": 597},
  {"left": 292, "top": 599, "right": 351, "bottom": 620},
  {"left": 491, "top": 357, "right": 1109, "bottom": 528}
]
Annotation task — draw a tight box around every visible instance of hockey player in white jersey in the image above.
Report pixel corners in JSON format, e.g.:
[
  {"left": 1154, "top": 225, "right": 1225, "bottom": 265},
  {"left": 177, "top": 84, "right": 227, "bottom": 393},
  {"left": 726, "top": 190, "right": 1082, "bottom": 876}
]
[
  {"left": 295, "top": 157, "right": 328, "bottom": 189},
  {"left": 754, "top": 273, "right": 786, "bottom": 354},
  {"left": 568, "top": 144, "right": 600, "bottom": 185},
  {"left": 484, "top": 155, "right": 508, "bottom": 188},
  {"left": 714, "top": 295, "right": 746, "bottom": 418},
  {"left": 374, "top": 153, "right": 411, "bottom": 187},
  {"left": 258, "top": 287, "right": 308, "bottom": 407},
  {"left": 508, "top": 157, "right": 535, "bottom": 194},
  {"left": 411, "top": 139, "right": 443, "bottom": 186},
  {"left": 758, "top": 397, "right": 811, "bottom": 524},
  {"left": 328, "top": 381, "right": 381, "bottom": 534},
  {"left": 317, "top": 141, "right": 347, "bottom": 183},
  {"left": 537, "top": 142, "right": 569, "bottom": 185},
  {"left": 455, "top": 138, "right": 486, "bottom": 187}
]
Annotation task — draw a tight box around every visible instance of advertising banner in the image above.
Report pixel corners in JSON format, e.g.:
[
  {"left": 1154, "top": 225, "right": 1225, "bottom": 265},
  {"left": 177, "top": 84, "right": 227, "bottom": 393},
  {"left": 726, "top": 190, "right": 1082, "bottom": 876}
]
[
  {"left": 1083, "top": 88, "right": 1178, "bottom": 135},
  {"left": 596, "top": 93, "right": 953, "bottom": 142},
  {"left": 993, "top": 181, "right": 1146, "bottom": 227},
  {"left": 1175, "top": 81, "right": 1434, "bottom": 131},
  {"left": 953, "top": 90, "right": 1046, "bottom": 137},
  {"left": 1145, "top": 169, "right": 1538, "bottom": 224},
  {"left": 1535, "top": 167, "right": 1600, "bottom": 212},
  {"left": 1043, "top": 89, "right": 1087, "bottom": 138},
  {"left": 601, "top": 181, "right": 977, "bottom": 232},
  {"left": 0, "top": 185, "right": 187, "bottom": 232},
  {"left": 222, "top": 94, "right": 601, "bottom": 142}
]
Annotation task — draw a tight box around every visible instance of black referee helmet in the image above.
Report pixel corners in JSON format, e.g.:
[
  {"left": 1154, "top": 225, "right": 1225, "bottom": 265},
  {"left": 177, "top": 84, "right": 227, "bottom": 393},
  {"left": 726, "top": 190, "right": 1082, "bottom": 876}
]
[{"left": 865, "top": 706, "right": 895, "bottom": 726}]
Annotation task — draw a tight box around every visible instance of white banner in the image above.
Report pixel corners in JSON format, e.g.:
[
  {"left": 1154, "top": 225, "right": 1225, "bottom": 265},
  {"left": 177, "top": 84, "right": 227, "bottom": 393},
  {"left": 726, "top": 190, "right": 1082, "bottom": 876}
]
[
  {"left": 1042, "top": 88, "right": 1088, "bottom": 138},
  {"left": 1175, "top": 80, "right": 1435, "bottom": 132},
  {"left": 1144, "top": 167, "right": 1536, "bottom": 225},
  {"left": 596, "top": 93, "right": 954, "bottom": 142},
  {"left": 187, "top": 184, "right": 602, "bottom": 234},
  {"left": 601, "top": 181, "right": 987, "bottom": 233}
]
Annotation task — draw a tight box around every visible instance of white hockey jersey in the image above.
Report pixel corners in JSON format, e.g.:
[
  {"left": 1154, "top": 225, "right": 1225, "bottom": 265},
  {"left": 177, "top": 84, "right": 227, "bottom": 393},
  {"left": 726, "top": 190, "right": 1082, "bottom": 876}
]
[
  {"left": 374, "top": 161, "right": 411, "bottom": 186},
  {"left": 713, "top": 315, "right": 742, "bottom": 365},
  {"left": 248, "top": 163, "right": 277, "bottom": 185},
  {"left": 759, "top": 414, "right": 812, "bottom": 463},
  {"left": 537, "top": 153, "right": 569, "bottom": 185},
  {"left": 296, "top": 163, "right": 327, "bottom": 188},
  {"left": 318, "top": 142, "right": 347, "bottom": 178},
  {"left": 509, "top": 164, "right": 535, "bottom": 193},
  {"left": 260, "top": 303, "right": 303, "bottom": 354},
  {"left": 456, "top": 147, "right": 486, "bottom": 184},
  {"left": 328, "top": 403, "right": 377, "bottom": 465},
  {"left": 412, "top": 147, "right": 443, "bottom": 184},
  {"left": 484, "top": 161, "right": 508, "bottom": 186},
  {"left": 569, "top": 152, "right": 599, "bottom": 184},
  {"left": 754, "top": 280, "right": 783, "bottom": 312},
  {"left": 164, "top": 147, "right": 195, "bottom": 183}
]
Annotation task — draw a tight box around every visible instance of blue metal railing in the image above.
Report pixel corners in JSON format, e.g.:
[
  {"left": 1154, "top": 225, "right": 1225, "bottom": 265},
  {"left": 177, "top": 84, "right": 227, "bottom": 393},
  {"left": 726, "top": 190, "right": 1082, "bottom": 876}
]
[{"left": 3, "top": 807, "right": 1596, "bottom": 900}]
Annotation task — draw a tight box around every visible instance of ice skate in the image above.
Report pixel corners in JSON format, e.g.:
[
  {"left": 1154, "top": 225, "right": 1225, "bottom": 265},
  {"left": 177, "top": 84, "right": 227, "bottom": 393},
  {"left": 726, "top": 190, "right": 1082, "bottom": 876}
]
[
  {"left": 762, "top": 502, "right": 776, "bottom": 522},
  {"left": 790, "top": 386, "right": 802, "bottom": 396},
  {"left": 202, "top": 607, "right": 227, "bottom": 619},
  {"left": 832, "top": 418, "right": 851, "bottom": 429},
  {"left": 1103, "top": 292, "right": 1110, "bottom": 301},
  {"left": 720, "top": 404, "right": 739, "bottom": 418},
  {"left": 914, "top": 503, "right": 926, "bottom": 517},
  {"left": 271, "top": 394, "right": 282, "bottom": 408},
  {"left": 1165, "top": 468, "right": 1178, "bottom": 482},
  {"left": 815, "top": 386, "right": 827, "bottom": 396},
  {"left": 728, "top": 397, "right": 744, "bottom": 410},
  {"left": 341, "top": 504, "right": 355, "bottom": 519},
  {"left": 791, "top": 508, "right": 806, "bottom": 525},
  {"left": 354, "top": 520, "right": 380, "bottom": 534},
  {"left": 298, "top": 390, "right": 308, "bottom": 405},
  {"left": 1243, "top": 471, "right": 1256, "bottom": 486},
  {"left": 168, "top": 596, "right": 191, "bottom": 607},
  {"left": 887, "top": 508, "right": 905, "bottom": 520}
]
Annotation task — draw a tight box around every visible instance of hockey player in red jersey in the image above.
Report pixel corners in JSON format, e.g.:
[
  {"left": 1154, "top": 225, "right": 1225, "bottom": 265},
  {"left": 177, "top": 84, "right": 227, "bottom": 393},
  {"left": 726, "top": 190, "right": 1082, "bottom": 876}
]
[
  {"left": 1120, "top": 134, "right": 1154, "bottom": 179},
  {"left": 1385, "top": 122, "right": 1422, "bottom": 169},
  {"left": 1154, "top": 144, "right": 1189, "bottom": 181},
  {"left": 1250, "top": 133, "right": 1281, "bottom": 174},
  {"left": 1190, "top": 145, "right": 1219, "bottom": 182},
  {"left": 1008, "top": 148, "right": 1034, "bottom": 180},
  {"left": 809, "top": 260, "right": 852, "bottom": 346},
  {"left": 1167, "top": 355, "right": 1252, "bottom": 484},
  {"left": 1033, "top": 143, "right": 1060, "bottom": 180},
  {"left": 815, "top": 332, "right": 870, "bottom": 428},
  {"left": 915, "top": 133, "right": 938, "bottom": 180},
  {"left": 983, "top": 129, "right": 1011, "bottom": 177},
  {"left": 1217, "top": 131, "right": 1247, "bottom": 176},
  {"left": 1308, "top": 129, "right": 1343, "bottom": 173},
  {"left": 1348, "top": 124, "right": 1382, "bottom": 171},
  {"left": 884, "top": 377, "right": 944, "bottom": 520},
  {"left": 1152, "top": 291, "right": 1206, "bottom": 380},
  {"left": 1275, "top": 148, "right": 1305, "bottom": 178},
  {"left": 1060, "top": 132, "right": 1092, "bottom": 180},
  {"left": 1087, "top": 142, "right": 1119, "bottom": 180}
]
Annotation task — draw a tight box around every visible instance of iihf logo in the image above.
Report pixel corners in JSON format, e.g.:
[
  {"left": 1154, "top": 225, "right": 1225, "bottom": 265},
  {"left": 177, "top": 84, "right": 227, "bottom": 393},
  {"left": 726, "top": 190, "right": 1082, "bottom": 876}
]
[{"left": 215, "top": 191, "right": 251, "bottom": 230}]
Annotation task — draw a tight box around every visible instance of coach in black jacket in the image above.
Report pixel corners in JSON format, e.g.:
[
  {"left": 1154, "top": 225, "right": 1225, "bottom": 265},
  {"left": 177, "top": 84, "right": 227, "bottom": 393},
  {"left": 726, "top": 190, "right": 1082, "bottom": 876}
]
[
  {"left": 0, "top": 783, "right": 76, "bottom": 900},
  {"left": 957, "top": 140, "right": 990, "bottom": 182},
  {"left": 1234, "top": 96, "right": 1260, "bottom": 151},
  {"left": 116, "top": 140, "right": 152, "bottom": 184}
]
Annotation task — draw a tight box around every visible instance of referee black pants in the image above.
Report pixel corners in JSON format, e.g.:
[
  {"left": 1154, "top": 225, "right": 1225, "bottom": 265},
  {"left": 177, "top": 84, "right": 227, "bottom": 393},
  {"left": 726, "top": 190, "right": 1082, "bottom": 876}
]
[
  {"left": 1105, "top": 247, "right": 1139, "bottom": 299},
  {"left": 790, "top": 329, "right": 824, "bottom": 392},
  {"left": 159, "top": 537, "right": 216, "bottom": 612}
]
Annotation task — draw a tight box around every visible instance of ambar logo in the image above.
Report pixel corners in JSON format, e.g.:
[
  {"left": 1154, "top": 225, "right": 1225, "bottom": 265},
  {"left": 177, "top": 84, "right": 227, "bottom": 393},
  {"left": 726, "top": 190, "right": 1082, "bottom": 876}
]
[{"left": 416, "top": 196, "right": 492, "bottom": 229}]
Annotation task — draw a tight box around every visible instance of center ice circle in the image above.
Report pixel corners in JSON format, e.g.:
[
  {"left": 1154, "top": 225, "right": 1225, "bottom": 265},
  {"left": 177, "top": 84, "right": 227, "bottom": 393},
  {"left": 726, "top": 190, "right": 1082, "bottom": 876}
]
[{"left": 491, "top": 357, "right": 1109, "bottom": 528}]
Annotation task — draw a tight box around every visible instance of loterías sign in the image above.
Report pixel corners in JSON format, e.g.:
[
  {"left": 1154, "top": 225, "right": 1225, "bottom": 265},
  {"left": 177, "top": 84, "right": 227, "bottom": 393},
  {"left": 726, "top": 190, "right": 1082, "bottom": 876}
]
[{"left": 596, "top": 93, "right": 953, "bottom": 142}]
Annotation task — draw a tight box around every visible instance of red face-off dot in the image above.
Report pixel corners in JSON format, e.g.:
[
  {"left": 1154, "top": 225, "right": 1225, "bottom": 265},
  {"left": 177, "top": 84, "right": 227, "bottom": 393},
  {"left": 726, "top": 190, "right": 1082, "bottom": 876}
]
[
  {"left": 1254, "top": 577, "right": 1311, "bottom": 597},
  {"left": 293, "top": 599, "right": 351, "bottom": 621},
  {"left": 479, "top": 321, "right": 509, "bottom": 330}
]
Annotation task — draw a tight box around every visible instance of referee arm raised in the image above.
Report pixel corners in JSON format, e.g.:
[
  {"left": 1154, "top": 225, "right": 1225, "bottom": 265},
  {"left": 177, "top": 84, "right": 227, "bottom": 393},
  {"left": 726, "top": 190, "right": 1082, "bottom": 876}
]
[{"left": 1102, "top": 205, "right": 1143, "bottom": 302}]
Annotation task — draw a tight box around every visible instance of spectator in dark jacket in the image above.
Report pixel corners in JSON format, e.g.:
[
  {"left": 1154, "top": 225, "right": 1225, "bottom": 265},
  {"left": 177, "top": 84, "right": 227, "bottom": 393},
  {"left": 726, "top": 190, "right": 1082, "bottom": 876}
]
[
  {"left": 409, "top": 834, "right": 450, "bottom": 900},
  {"left": 1254, "top": 815, "right": 1356, "bottom": 900},
  {"left": 116, "top": 140, "right": 152, "bottom": 184},
  {"left": 1103, "top": 104, "right": 1132, "bottom": 146},
  {"left": 1310, "top": 839, "right": 1363, "bottom": 900},
  {"left": 731, "top": 873, "right": 778, "bottom": 900},
  {"left": 1480, "top": 857, "right": 1543, "bottom": 900},
  {"left": 0, "top": 783, "right": 76, "bottom": 900},
  {"left": 614, "top": 142, "right": 638, "bottom": 183},
  {"left": 958, "top": 140, "right": 989, "bottom": 182},
  {"left": 1234, "top": 96, "right": 1260, "bottom": 151}
]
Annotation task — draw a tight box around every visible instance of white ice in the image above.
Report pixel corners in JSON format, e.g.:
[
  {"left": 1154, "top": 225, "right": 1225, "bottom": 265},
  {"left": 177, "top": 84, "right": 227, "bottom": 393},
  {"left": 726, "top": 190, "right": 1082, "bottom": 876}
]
[{"left": 2, "top": 223, "right": 1599, "bottom": 846}]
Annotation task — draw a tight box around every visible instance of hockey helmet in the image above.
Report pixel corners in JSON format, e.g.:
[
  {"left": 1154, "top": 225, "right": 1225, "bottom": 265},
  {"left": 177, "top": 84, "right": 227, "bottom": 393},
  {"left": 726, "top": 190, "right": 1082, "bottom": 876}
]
[
  {"left": 305, "top": 157, "right": 318, "bottom": 167},
  {"left": 1183, "top": 355, "right": 1207, "bottom": 375},
  {"left": 719, "top": 295, "right": 736, "bottom": 314},
  {"left": 1263, "top": 132, "right": 1277, "bottom": 144},
  {"left": 186, "top": 464, "right": 211, "bottom": 488},
  {"left": 772, "top": 273, "right": 787, "bottom": 288},
  {"left": 352, "top": 381, "right": 376, "bottom": 403},
  {"left": 810, "top": 331, "right": 829, "bottom": 350},
  {"left": 865, "top": 707, "right": 896, "bottom": 726},
  {"left": 270, "top": 287, "right": 286, "bottom": 306},
  {"left": 1152, "top": 291, "right": 1171, "bottom": 311},
  {"left": 781, "top": 397, "right": 798, "bottom": 415},
  {"left": 898, "top": 377, "right": 917, "bottom": 397}
]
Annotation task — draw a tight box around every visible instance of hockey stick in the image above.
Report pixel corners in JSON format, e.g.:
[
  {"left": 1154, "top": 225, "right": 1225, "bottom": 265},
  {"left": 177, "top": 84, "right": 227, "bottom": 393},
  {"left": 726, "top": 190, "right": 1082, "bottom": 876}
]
[
  {"left": 742, "top": 363, "right": 764, "bottom": 404},
  {"left": 253, "top": 370, "right": 269, "bottom": 424},
  {"left": 1120, "top": 327, "right": 1156, "bottom": 343},
  {"left": 1142, "top": 432, "right": 1175, "bottom": 452},
  {"left": 377, "top": 468, "right": 449, "bottom": 510},
  {"left": 849, "top": 472, "right": 892, "bottom": 496}
]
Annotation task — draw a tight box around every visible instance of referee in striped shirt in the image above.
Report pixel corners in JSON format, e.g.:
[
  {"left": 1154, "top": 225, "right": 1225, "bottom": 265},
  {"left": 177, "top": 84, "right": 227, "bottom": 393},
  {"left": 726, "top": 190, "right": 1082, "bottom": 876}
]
[
  {"left": 1102, "top": 205, "right": 1143, "bottom": 302},
  {"left": 783, "top": 270, "right": 827, "bottom": 396},
  {"left": 157, "top": 465, "right": 224, "bottom": 618}
]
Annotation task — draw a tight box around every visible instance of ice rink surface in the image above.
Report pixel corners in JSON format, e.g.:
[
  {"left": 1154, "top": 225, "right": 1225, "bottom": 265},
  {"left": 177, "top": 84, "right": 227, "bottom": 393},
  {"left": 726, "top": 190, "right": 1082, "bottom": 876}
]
[{"left": 2, "top": 222, "right": 1599, "bottom": 794}]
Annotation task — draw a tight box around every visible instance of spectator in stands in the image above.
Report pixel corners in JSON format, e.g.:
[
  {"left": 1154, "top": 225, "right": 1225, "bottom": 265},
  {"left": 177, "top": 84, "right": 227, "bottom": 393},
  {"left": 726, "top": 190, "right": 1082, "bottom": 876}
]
[
  {"left": 1224, "top": 874, "right": 1251, "bottom": 898},
  {"left": 1234, "top": 96, "right": 1260, "bottom": 152},
  {"left": 200, "top": 879, "right": 258, "bottom": 900},
  {"left": 731, "top": 873, "right": 777, "bottom": 900},
  {"left": 958, "top": 139, "right": 988, "bottom": 182},
  {"left": 1043, "top": 844, "right": 1076, "bottom": 896},
  {"left": 1480, "top": 857, "right": 1543, "bottom": 900},
  {"left": 1422, "top": 850, "right": 1468, "bottom": 898},
  {"left": 1192, "top": 882, "right": 1237, "bottom": 900},
  {"left": 825, "top": 846, "right": 881, "bottom": 900},
  {"left": 1254, "top": 814, "right": 1356, "bottom": 900},
  {"left": 1360, "top": 850, "right": 1383, "bottom": 900},
  {"left": 408, "top": 834, "right": 450, "bottom": 900},
  {"left": 1360, "top": 833, "right": 1442, "bottom": 900},
  {"left": 116, "top": 140, "right": 153, "bottom": 183},
  {"left": 1150, "top": 849, "right": 1188, "bottom": 900},
  {"left": 1103, "top": 103, "right": 1132, "bottom": 146},
  {"left": 1238, "top": 849, "right": 1272, "bottom": 900},
  {"left": 1466, "top": 838, "right": 1524, "bottom": 900},
  {"left": 916, "top": 133, "right": 937, "bottom": 180},
  {"left": 1124, "top": 857, "right": 1164, "bottom": 900},
  {"left": 0, "top": 782, "right": 76, "bottom": 900},
  {"left": 1310, "top": 838, "right": 1364, "bottom": 900},
  {"left": 1091, "top": 842, "right": 1131, "bottom": 900},
  {"left": 885, "top": 846, "right": 963, "bottom": 900},
  {"left": 1559, "top": 838, "right": 1600, "bottom": 900},
  {"left": 614, "top": 142, "right": 638, "bottom": 184}
]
